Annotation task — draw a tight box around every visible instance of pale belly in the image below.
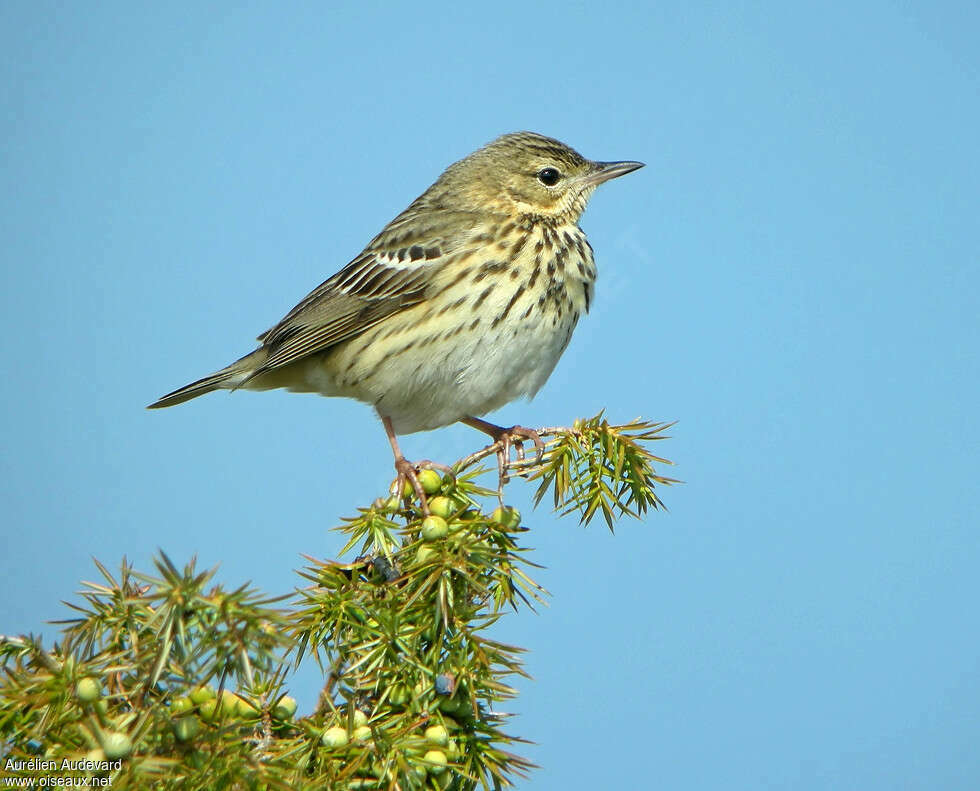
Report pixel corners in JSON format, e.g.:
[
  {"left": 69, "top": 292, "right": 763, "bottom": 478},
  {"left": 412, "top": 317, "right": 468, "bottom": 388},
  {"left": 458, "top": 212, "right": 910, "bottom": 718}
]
[{"left": 288, "top": 277, "right": 587, "bottom": 434}]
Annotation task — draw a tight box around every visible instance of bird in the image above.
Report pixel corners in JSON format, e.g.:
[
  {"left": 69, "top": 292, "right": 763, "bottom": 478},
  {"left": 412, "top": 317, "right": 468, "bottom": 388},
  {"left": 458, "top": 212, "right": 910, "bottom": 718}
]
[{"left": 149, "top": 131, "right": 643, "bottom": 503}]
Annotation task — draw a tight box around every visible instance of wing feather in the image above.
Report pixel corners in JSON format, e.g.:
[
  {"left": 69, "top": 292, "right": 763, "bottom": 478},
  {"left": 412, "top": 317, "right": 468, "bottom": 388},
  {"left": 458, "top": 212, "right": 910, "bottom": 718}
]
[
  {"left": 244, "top": 205, "right": 484, "bottom": 379},
  {"left": 246, "top": 246, "right": 440, "bottom": 378}
]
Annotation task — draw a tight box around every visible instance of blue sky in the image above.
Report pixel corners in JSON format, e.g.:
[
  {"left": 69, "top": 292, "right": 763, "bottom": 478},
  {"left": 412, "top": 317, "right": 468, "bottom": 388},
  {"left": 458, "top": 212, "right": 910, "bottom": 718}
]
[{"left": 2, "top": 2, "right": 979, "bottom": 788}]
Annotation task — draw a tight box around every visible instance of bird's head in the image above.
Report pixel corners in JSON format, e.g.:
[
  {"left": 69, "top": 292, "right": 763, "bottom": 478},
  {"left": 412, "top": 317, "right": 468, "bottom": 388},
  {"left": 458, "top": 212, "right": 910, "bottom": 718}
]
[{"left": 436, "top": 131, "right": 643, "bottom": 225}]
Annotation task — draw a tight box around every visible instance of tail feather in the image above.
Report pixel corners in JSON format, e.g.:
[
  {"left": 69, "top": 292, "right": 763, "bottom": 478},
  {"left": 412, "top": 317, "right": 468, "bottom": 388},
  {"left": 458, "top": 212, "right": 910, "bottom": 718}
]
[
  {"left": 147, "top": 349, "right": 267, "bottom": 409},
  {"left": 147, "top": 371, "right": 236, "bottom": 409}
]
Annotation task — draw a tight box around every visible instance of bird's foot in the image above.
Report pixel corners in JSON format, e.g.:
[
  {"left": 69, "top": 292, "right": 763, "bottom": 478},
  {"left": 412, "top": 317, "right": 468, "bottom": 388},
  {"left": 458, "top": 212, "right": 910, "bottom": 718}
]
[
  {"left": 493, "top": 425, "right": 546, "bottom": 471},
  {"left": 392, "top": 457, "right": 430, "bottom": 516},
  {"left": 391, "top": 459, "right": 456, "bottom": 516},
  {"left": 383, "top": 415, "right": 457, "bottom": 515},
  {"left": 461, "top": 417, "right": 546, "bottom": 494}
]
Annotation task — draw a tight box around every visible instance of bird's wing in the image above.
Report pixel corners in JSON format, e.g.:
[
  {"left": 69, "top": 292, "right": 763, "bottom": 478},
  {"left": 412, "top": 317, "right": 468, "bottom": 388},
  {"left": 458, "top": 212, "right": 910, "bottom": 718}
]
[{"left": 246, "top": 230, "right": 459, "bottom": 377}]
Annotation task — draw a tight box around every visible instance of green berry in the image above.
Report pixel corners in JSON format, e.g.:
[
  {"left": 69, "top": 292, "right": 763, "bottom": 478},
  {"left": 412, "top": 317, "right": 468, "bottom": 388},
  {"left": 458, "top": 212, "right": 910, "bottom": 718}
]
[
  {"left": 75, "top": 677, "right": 101, "bottom": 704},
  {"left": 170, "top": 696, "right": 194, "bottom": 716},
  {"left": 352, "top": 709, "right": 369, "bottom": 728},
  {"left": 321, "top": 726, "right": 348, "bottom": 748},
  {"left": 415, "top": 545, "right": 438, "bottom": 565},
  {"left": 189, "top": 685, "right": 215, "bottom": 705},
  {"left": 438, "top": 695, "right": 460, "bottom": 714},
  {"left": 233, "top": 693, "right": 259, "bottom": 719},
  {"left": 392, "top": 478, "right": 414, "bottom": 498},
  {"left": 273, "top": 695, "right": 297, "bottom": 720},
  {"left": 424, "top": 749, "right": 448, "bottom": 774},
  {"left": 424, "top": 724, "right": 449, "bottom": 746},
  {"left": 352, "top": 725, "right": 372, "bottom": 742},
  {"left": 428, "top": 496, "right": 453, "bottom": 519},
  {"left": 491, "top": 506, "right": 521, "bottom": 528},
  {"left": 173, "top": 717, "right": 200, "bottom": 742},
  {"left": 199, "top": 699, "right": 219, "bottom": 722},
  {"left": 418, "top": 469, "right": 442, "bottom": 495},
  {"left": 102, "top": 731, "right": 132, "bottom": 760},
  {"left": 215, "top": 690, "right": 238, "bottom": 717},
  {"left": 421, "top": 515, "right": 449, "bottom": 541},
  {"left": 389, "top": 685, "right": 409, "bottom": 706}
]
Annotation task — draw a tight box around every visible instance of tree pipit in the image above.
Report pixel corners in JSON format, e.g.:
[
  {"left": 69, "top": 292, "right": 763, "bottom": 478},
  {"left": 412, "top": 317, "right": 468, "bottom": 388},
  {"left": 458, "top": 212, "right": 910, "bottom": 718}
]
[{"left": 149, "top": 132, "right": 643, "bottom": 507}]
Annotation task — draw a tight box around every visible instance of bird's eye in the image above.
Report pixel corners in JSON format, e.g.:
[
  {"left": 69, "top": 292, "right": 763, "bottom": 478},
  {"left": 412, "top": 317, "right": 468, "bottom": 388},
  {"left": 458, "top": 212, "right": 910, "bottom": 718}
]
[{"left": 537, "top": 167, "right": 561, "bottom": 186}]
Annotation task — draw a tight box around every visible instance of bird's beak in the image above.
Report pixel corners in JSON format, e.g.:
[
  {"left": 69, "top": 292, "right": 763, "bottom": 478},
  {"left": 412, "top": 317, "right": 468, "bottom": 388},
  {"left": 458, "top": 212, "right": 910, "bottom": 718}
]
[{"left": 584, "top": 160, "right": 645, "bottom": 186}]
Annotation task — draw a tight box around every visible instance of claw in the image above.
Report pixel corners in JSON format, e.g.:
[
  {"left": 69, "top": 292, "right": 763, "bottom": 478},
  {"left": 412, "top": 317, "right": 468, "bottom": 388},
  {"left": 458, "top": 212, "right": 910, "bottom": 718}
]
[
  {"left": 504, "top": 426, "right": 545, "bottom": 465},
  {"left": 393, "top": 457, "right": 430, "bottom": 515},
  {"left": 390, "top": 458, "right": 458, "bottom": 516},
  {"left": 460, "top": 417, "right": 546, "bottom": 491},
  {"left": 414, "top": 459, "right": 457, "bottom": 482}
]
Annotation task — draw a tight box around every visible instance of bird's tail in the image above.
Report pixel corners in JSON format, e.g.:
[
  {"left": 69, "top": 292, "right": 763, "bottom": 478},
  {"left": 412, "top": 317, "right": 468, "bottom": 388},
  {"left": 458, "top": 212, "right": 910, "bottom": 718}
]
[{"left": 147, "top": 349, "right": 267, "bottom": 409}]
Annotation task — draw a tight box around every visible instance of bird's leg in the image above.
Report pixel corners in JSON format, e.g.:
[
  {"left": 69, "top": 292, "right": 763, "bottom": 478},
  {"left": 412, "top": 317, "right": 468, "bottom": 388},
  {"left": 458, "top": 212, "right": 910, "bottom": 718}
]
[
  {"left": 460, "top": 416, "right": 546, "bottom": 487},
  {"left": 382, "top": 416, "right": 431, "bottom": 515}
]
